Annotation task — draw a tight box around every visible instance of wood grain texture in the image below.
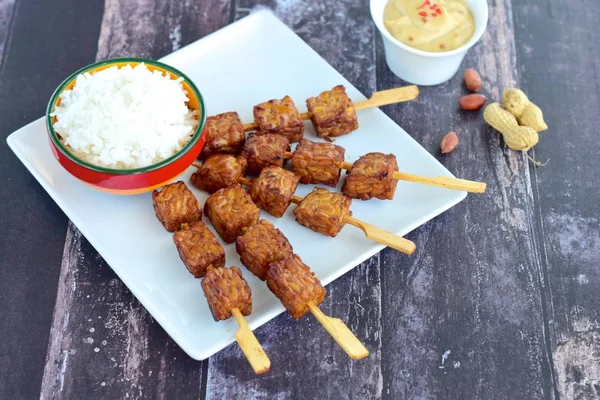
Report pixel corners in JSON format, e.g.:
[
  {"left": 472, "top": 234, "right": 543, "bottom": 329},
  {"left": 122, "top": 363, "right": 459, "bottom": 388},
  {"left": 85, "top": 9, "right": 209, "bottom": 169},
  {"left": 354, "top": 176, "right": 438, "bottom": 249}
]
[
  {"left": 205, "top": 2, "right": 385, "bottom": 398},
  {"left": 513, "top": 1, "right": 600, "bottom": 398},
  {"left": 0, "top": 0, "right": 16, "bottom": 67},
  {"left": 376, "top": 0, "right": 555, "bottom": 398},
  {"left": 13, "top": 0, "right": 598, "bottom": 398},
  {"left": 39, "top": 1, "right": 230, "bottom": 398},
  {"left": 0, "top": 0, "right": 104, "bottom": 398}
]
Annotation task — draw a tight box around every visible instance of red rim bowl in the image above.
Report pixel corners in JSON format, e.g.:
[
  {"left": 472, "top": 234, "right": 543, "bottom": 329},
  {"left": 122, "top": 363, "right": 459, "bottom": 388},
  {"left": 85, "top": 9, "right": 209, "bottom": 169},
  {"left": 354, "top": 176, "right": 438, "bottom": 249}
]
[{"left": 46, "top": 58, "right": 207, "bottom": 195}]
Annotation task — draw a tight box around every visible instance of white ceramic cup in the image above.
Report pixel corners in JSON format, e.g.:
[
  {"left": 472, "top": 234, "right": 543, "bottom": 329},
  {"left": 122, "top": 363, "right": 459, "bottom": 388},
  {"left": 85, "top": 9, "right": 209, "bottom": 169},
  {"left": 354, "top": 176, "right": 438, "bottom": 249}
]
[{"left": 370, "top": 0, "right": 489, "bottom": 86}]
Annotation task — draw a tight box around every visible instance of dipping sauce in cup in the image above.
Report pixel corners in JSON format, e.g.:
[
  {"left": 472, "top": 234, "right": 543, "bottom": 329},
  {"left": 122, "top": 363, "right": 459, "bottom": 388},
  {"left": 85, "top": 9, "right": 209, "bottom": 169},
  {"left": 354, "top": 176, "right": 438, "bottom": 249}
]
[
  {"left": 370, "top": 0, "right": 488, "bottom": 86},
  {"left": 383, "top": 0, "right": 475, "bottom": 52}
]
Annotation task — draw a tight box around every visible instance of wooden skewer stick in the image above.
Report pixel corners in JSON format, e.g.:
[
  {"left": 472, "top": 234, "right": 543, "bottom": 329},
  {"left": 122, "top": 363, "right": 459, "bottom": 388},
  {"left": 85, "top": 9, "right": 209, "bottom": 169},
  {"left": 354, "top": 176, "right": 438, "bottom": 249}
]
[
  {"left": 279, "top": 153, "right": 486, "bottom": 194},
  {"left": 231, "top": 308, "right": 271, "bottom": 374},
  {"left": 307, "top": 301, "right": 369, "bottom": 360},
  {"left": 242, "top": 85, "right": 419, "bottom": 132}
]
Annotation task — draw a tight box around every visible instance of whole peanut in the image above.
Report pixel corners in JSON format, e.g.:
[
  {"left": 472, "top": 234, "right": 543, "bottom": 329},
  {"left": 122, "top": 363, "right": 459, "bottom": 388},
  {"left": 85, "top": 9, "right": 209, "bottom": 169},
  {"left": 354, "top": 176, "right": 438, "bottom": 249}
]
[
  {"left": 502, "top": 88, "right": 548, "bottom": 132},
  {"left": 483, "top": 103, "right": 539, "bottom": 151},
  {"left": 459, "top": 94, "right": 487, "bottom": 111},
  {"left": 464, "top": 68, "right": 482, "bottom": 92},
  {"left": 440, "top": 131, "right": 458, "bottom": 154}
]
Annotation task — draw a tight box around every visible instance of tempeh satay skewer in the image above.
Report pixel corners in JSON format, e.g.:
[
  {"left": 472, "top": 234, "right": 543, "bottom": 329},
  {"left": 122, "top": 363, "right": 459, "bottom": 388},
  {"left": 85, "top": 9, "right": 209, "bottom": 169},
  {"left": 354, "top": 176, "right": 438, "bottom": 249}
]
[
  {"left": 235, "top": 176, "right": 416, "bottom": 255},
  {"left": 201, "top": 265, "right": 271, "bottom": 374},
  {"left": 280, "top": 151, "right": 486, "bottom": 194},
  {"left": 266, "top": 254, "right": 369, "bottom": 360},
  {"left": 235, "top": 222, "right": 368, "bottom": 359},
  {"left": 242, "top": 85, "right": 419, "bottom": 132},
  {"left": 200, "top": 86, "right": 419, "bottom": 159}
]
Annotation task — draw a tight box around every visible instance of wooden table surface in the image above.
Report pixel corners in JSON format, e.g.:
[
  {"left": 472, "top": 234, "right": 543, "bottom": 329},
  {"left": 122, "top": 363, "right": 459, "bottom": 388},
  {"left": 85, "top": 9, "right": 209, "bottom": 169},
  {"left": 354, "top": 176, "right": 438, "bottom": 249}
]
[{"left": 1, "top": 0, "right": 599, "bottom": 399}]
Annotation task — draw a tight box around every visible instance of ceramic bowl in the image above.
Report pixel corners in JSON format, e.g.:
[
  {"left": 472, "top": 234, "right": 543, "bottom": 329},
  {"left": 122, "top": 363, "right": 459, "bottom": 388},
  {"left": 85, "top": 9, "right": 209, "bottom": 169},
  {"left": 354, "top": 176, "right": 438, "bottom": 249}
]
[
  {"left": 46, "top": 58, "right": 207, "bottom": 195},
  {"left": 370, "top": 0, "right": 489, "bottom": 86}
]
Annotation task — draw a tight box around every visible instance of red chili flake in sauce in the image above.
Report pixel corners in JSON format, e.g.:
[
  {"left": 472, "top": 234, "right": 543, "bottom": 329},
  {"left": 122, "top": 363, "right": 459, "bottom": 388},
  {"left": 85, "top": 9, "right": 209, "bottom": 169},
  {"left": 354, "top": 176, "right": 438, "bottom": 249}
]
[
  {"left": 436, "top": 8, "right": 443, "bottom": 15},
  {"left": 418, "top": 0, "right": 431, "bottom": 9},
  {"left": 418, "top": 11, "right": 428, "bottom": 17}
]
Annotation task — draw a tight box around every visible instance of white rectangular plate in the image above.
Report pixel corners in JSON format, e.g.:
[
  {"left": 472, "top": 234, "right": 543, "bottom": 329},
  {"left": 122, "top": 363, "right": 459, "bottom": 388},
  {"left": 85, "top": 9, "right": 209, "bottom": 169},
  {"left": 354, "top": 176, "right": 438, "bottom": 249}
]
[{"left": 7, "top": 11, "right": 466, "bottom": 360}]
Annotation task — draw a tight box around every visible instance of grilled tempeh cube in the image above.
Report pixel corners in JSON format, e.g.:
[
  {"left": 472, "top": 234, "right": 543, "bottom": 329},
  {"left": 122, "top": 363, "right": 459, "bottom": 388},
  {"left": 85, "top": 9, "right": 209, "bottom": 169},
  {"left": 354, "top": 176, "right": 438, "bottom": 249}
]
[
  {"left": 342, "top": 152, "right": 399, "bottom": 200},
  {"left": 266, "top": 254, "right": 326, "bottom": 320},
  {"left": 236, "top": 220, "right": 293, "bottom": 280},
  {"left": 152, "top": 181, "right": 202, "bottom": 232},
  {"left": 249, "top": 166, "right": 300, "bottom": 217},
  {"left": 241, "top": 133, "right": 290, "bottom": 175},
  {"left": 253, "top": 95, "right": 304, "bottom": 142},
  {"left": 199, "top": 112, "right": 246, "bottom": 159},
  {"left": 173, "top": 220, "right": 225, "bottom": 278},
  {"left": 204, "top": 184, "right": 260, "bottom": 243},
  {"left": 202, "top": 266, "right": 252, "bottom": 321},
  {"left": 190, "top": 154, "right": 247, "bottom": 194},
  {"left": 291, "top": 139, "right": 345, "bottom": 187},
  {"left": 293, "top": 187, "right": 352, "bottom": 237},
  {"left": 306, "top": 85, "right": 358, "bottom": 139}
]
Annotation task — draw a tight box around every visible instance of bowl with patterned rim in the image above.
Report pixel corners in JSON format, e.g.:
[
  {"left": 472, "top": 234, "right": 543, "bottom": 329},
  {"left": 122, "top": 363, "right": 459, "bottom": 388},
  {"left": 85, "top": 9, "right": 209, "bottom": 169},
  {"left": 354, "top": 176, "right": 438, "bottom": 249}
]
[{"left": 46, "top": 58, "right": 207, "bottom": 195}]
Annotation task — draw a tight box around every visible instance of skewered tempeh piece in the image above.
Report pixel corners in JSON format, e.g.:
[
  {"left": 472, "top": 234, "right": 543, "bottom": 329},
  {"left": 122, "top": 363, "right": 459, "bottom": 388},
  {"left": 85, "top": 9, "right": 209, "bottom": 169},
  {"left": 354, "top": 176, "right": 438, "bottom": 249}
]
[
  {"left": 253, "top": 96, "right": 305, "bottom": 142},
  {"left": 291, "top": 139, "right": 345, "bottom": 187},
  {"left": 190, "top": 154, "right": 247, "bottom": 194},
  {"left": 241, "top": 133, "right": 290, "bottom": 175},
  {"left": 201, "top": 266, "right": 270, "bottom": 374},
  {"left": 266, "top": 254, "right": 368, "bottom": 359},
  {"left": 204, "top": 184, "right": 260, "bottom": 243},
  {"left": 236, "top": 219, "right": 294, "bottom": 280},
  {"left": 342, "top": 153, "right": 399, "bottom": 200},
  {"left": 173, "top": 220, "right": 225, "bottom": 278},
  {"left": 248, "top": 166, "right": 300, "bottom": 218},
  {"left": 306, "top": 85, "right": 359, "bottom": 139},
  {"left": 294, "top": 187, "right": 351, "bottom": 237},
  {"left": 152, "top": 181, "right": 202, "bottom": 232},
  {"left": 242, "top": 85, "right": 419, "bottom": 134},
  {"left": 199, "top": 112, "right": 246, "bottom": 160}
]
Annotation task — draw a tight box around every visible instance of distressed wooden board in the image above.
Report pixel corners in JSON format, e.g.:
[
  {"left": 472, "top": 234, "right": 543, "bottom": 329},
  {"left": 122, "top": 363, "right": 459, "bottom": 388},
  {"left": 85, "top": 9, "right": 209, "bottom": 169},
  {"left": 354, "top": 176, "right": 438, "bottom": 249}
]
[
  {"left": 513, "top": 1, "right": 600, "bottom": 398},
  {"left": 205, "top": 1, "right": 385, "bottom": 398},
  {"left": 0, "top": 0, "right": 16, "bottom": 65},
  {"left": 0, "top": 0, "right": 103, "bottom": 398},
  {"left": 376, "top": 0, "right": 555, "bottom": 398},
  {"left": 39, "top": 1, "right": 230, "bottom": 398},
  {"left": 2, "top": 0, "right": 599, "bottom": 398}
]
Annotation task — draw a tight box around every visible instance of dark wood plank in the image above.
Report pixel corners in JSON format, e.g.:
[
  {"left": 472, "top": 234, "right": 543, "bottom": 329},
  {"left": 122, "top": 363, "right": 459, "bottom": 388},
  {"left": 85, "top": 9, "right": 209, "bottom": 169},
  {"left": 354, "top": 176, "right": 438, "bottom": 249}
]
[
  {"left": 0, "top": 1, "right": 104, "bottom": 399},
  {"left": 0, "top": 0, "right": 16, "bottom": 65},
  {"left": 513, "top": 1, "right": 600, "bottom": 398},
  {"left": 376, "top": 0, "right": 555, "bottom": 398},
  {"left": 39, "top": 1, "right": 231, "bottom": 399},
  {"left": 205, "top": 1, "right": 385, "bottom": 398}
]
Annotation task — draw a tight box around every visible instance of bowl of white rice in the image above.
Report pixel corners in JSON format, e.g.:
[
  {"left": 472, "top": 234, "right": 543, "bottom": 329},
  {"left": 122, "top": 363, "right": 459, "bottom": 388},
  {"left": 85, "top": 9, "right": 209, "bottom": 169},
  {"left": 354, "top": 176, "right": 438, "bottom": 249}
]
[{"left": 46, "top": 58, "right": 207, "bottom": 195}]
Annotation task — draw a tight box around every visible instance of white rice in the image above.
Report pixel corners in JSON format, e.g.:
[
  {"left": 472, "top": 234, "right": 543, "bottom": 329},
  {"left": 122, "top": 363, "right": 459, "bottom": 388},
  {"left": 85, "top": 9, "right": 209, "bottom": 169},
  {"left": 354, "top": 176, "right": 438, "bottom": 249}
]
[{"left": 51, "top": 63, "right": 199, "bottom": 169}]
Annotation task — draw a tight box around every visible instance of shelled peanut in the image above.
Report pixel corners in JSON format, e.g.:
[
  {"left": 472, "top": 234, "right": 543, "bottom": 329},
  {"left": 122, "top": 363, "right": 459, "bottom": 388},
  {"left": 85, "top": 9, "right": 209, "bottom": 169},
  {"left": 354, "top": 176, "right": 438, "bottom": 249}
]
[
  {"left": 464, "top": 68, "right": 482, "bottom": 92},
  {"left": 440, "top": 131, "right": 458, "bottom": 154}
]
